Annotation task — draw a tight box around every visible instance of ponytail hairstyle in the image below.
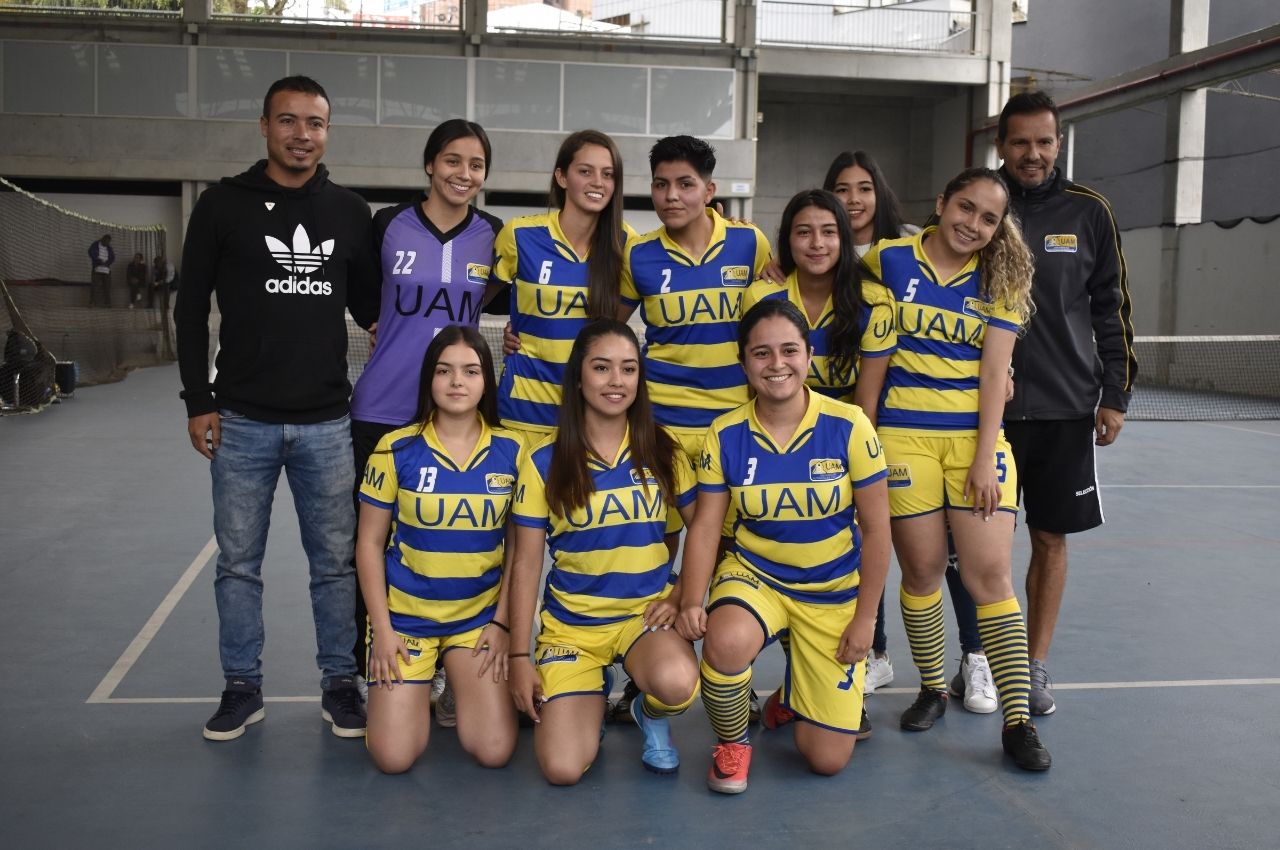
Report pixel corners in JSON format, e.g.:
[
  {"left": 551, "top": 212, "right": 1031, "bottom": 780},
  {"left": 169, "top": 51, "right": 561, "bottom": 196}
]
[
  {"left": 822, "top": 150, "right": 909, "bottom": 242},
  {"left": 408, "top": 324, "right": 500, "bottom": 433},
  {"left": 422, "top": 119, "right": 492, "bottom": 176},
  {"left": 737, "top": 298, "right": 812, "bottom": 360},
  {"left": 937, "top": 167, "right": 1035, "bottom": 326},
  {"left": 545, "top": 319, "right": 678, "bottom": 519},
  {"left": 550, "top": 130, "right": 626, "bottom": 321},
  {"left": 775, "top": 189, "right": 866, "bottom": 383}
]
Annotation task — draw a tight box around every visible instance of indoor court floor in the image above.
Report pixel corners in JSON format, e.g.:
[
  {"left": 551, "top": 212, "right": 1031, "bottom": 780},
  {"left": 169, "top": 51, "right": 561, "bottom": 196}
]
[{"left": 2, "top": 363, "right": 1278, "bottom": 849}]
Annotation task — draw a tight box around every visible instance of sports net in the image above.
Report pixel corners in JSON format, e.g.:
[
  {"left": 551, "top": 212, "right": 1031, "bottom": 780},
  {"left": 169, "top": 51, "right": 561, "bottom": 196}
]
[
  {"left": 1128, "top": 335, "right": 1280, "bottom": 421},
  {"left": 0, "top": 176, "right": 172, "bottom": 414},
  {"left": 346, "top": 321, "right": 1280, "bottom": 422}
]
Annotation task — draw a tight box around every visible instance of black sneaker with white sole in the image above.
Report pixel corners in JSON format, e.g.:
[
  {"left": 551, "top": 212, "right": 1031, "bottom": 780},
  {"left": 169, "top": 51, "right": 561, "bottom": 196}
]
[
  {"left": 321, "top": 677, "right": 367, "bottom": 738},
  {"left": 203, "top": 679, "right": 265, "bottom": 742}
]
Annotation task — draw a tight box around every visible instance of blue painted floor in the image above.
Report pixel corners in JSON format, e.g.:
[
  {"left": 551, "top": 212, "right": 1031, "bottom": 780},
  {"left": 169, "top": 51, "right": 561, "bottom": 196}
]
[{"left": 2, "top": 364, "right": 1278, "bottom": 849}]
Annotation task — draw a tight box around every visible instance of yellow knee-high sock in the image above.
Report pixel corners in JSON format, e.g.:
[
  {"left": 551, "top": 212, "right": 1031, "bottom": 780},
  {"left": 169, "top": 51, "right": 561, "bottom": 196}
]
[
  {"left": 976, "top": 597, "right": 1031, "bottom": 726},
  {"left": 901, "top": 587, "right": 947, "bottom": 691},
  {"left": 642, "top": 682, "right": 700, "bottom": 720},
  {"left": 699, "top": 660, "right": 752, "bottom": 744}
]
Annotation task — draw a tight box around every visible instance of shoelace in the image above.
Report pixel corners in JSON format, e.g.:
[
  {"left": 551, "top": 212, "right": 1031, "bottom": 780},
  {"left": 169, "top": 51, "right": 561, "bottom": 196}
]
[
  {"left": 713, "top": 744, "right": 745, "bottom": 773},
  {"left": 1030, "top": 663, "right": 1051, "bottom": 690},
  {"left": 213, "top": 690, "right": 256, "bottom": 718},
  {"left": 328, "top": 687, "right": 361, "bottom": 714},
  {"left": 969, "top": 658, "right": 995, "bottom": 695}
]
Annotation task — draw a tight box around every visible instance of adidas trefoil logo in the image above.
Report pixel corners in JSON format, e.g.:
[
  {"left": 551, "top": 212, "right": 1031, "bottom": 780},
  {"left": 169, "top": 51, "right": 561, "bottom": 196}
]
[
  {"left": 265, "top": 224, "right": 334, "bottom": 273},
  {"left": 263, "top": 224, "right": 335, "bottom": 295}
]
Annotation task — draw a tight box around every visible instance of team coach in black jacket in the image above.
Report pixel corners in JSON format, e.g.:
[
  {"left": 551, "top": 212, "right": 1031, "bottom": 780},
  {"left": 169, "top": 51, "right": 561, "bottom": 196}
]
[
  {"left": 995, "top": 91, "right": 1137, "bottom": 717},
  {"left": 176, "top": 75, "right": 378, "bottom": 743}
]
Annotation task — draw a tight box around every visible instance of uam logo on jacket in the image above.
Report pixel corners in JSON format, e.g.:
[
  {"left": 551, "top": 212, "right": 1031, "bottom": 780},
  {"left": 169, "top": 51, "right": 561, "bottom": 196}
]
[{"left": 264, "top": 224, "right": 335, "bottom": 295}]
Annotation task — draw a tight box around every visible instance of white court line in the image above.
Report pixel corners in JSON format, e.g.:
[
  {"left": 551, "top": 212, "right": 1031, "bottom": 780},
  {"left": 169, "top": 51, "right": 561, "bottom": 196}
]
[
  {"left": 871, "top": 678, "right": 1280, "bottom": 695},
  {"left": 1107, "top": 484, "right": 1280, "bottom": 488},
  {"left": 1209, "top": 422, "right": 1280, "bottom": 438},
  {"left": 98, "top": 680, "right": 1280, "bottom": 704},
  {"left": 87, "top": 536, "right": 218, "bottom": 704}
]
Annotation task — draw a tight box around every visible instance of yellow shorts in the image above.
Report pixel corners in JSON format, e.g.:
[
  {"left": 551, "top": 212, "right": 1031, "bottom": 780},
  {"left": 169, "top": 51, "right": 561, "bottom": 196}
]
[
  {"left": 365, "top": 624, "right": 486, "bottom": 685},
  {"left": 534, "top": 613, "right": 649, "bottom": 701},
  {"left": 880, "top": 431, "right": 1019, "bottom": 518},
  {"left": 708, "top": 562, "right": 865, "bottom": 734},
  {"left": 668, "top": 426, "right": 735, "bottom": 539},
  {"left": 500, "top": 422, "right": 554, "bottom": 452}
]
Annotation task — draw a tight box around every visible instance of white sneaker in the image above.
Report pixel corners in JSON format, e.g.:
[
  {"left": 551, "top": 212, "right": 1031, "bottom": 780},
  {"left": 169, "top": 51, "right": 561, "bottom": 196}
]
[
  {"left": 949, "top": 652, "right": 998, "bottom": 714},
  {"left": 864, "top": 652, "right": 894, "bottom": 694}
]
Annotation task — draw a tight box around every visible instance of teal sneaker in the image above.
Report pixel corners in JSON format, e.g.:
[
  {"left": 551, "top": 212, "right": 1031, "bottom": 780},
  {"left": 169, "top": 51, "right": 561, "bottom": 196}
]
[{"left": 630, "top": 693, "right": 679, "bottom": 774}]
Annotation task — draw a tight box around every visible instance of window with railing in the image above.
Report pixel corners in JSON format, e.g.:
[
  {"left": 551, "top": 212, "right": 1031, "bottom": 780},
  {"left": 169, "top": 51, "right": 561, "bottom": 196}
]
[
  {"left": 487, "top": 0, "right": 725, "bottom": 42},
  {"left": 0, "top": 0, "right": 180, "bottom": 16},
  {"left": 0, "top": 40, "right": 737, "bottom": 137},
  {"left": 757, "top": 0, "right": 976, "bottom": 53}
]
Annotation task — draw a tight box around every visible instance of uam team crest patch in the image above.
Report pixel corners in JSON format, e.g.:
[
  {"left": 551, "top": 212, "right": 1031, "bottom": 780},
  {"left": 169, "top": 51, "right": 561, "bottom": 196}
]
[{"left": 1044, "top": 234, "right": 1078, "bottom": 253}]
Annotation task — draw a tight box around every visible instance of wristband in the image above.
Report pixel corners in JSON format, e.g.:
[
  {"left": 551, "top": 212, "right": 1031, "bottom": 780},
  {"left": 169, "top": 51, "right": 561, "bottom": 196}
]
[
  {"left": 509, "top": 652, "right": 531, "bottom": 658},
  {"left": 489, "top": 619, "right": 510, "bottom": 633}
]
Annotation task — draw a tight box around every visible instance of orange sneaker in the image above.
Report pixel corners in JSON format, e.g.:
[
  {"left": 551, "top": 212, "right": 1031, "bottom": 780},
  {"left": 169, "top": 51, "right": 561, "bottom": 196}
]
[
  {"left": 761, "top": 688, "right": 795, "bottom": 730},
  {"left": 707, "top": 742, "right": 753, "bottom": 794}
]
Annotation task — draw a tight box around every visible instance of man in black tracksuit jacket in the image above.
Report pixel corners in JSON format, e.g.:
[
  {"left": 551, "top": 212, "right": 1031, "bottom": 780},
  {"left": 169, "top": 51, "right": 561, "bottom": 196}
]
[
  {"left": 176, "top": 75, "right": 378, "bottom": 742},
  {"left": 995, "top": 92, "right": 1137, "bottom": 716}
]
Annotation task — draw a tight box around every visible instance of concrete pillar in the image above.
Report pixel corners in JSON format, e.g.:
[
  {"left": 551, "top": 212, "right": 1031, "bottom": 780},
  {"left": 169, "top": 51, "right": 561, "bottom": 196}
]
[
  {"left": 975, "top": 0, "right": 1010, "bottom": 168},
  {"left": 1162, "top": 0, "right": 1209, "bottom": 226},
  {"left": 1158, "top": 0, "right": 1210, "bottom": 334},
  {"left": 182, "top": 0, "right": 208, "bottom": 27}
]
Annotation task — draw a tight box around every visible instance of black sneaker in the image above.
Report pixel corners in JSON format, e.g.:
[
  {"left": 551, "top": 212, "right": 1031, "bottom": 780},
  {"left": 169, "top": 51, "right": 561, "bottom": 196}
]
[
  {"left": 1002, "top": 720, "right": 1052, "bottom": 771},
  {"left": 610, "top": 678, "right": 641, "bottom": 724},
  {"left": 203, "top": 679, "right": 264, "bottom": 741},
  {"left": 900, "top": 687, "right": 948, "bottom": 732},
  {"left": 855, "top": 706, "right": 872, "bottom": 741},
  {"left": 321, "top": 677, "right": 367, "bottom": 738}
]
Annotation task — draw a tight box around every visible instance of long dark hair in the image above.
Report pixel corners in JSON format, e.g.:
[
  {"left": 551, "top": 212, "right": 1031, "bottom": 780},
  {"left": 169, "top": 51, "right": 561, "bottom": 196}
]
[
  {"left": 545, "top": 320, "right": 677, "bottom": 518},
  {"left": 776, "top": 189, "right": 866, "bottom": 385},
  {"left": 822, "top": 150, "right": 908, "bottom": 242},
  {"left": 550, "top": 130, "right": 625, "bottom": 321},
  {"left": 408, "top": 325, "right": 500, "bottom": 432}
]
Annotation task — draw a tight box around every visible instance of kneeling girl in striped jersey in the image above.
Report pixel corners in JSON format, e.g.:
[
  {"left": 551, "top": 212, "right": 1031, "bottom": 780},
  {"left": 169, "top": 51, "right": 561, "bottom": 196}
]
[
  {"left": 862, "top": 167, "right": 1051, "bottom": 771},
  {"left": 677, "top": 299, "right": 892, "bottom": 794},
  {"left": 507, "top": 320, "right": 699, "bottom": 784},
  {"left": 356, "top": 326, "right": 522, "bottom": 773}
]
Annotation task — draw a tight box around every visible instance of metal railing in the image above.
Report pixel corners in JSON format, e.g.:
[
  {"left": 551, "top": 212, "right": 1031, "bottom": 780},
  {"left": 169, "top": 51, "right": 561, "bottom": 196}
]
[
  {"left": 758, "top": 1, "right": 977, "bottom": 54},
  {"left": 486, "top": 0, "right": 726, "bottom": 43}
]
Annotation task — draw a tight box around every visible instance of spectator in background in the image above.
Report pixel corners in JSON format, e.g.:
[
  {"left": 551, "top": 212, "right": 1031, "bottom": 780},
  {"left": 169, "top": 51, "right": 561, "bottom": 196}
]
[
  {"left": 88, "top": 234, "right": 114, "bottom": 307},
  {"left": 126, "top": 253, "right": 148, "bottom": 309},
  {"left": 152, "top": 254, "right": 176, "bottom": 310}
]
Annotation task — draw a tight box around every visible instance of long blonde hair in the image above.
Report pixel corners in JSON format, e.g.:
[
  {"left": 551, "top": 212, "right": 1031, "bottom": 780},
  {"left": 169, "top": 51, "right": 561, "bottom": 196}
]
[{"left": 940, "top": 167, "right": 1035, "bottom": 327}]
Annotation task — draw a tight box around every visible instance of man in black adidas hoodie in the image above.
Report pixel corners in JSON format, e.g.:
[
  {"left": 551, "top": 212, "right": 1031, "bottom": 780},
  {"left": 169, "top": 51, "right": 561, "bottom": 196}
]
[
  {"left": 176, "top": 76, "right": 378, "bottom": 742},
  {"left": 996, "top": 91, "right": 1137, "bottom": 717}
]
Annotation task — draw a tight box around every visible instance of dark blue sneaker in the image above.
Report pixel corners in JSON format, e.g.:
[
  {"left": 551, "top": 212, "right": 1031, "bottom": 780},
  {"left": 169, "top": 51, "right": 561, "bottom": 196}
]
[
  {"left": 630, "top": 693, "right": 679, "bottom": 774},
  {"left": 203, "top": 679, "right": 264, "bottom": 742},
  {"left": 321, "top": 677, "right": 367, "bottom": 738}
]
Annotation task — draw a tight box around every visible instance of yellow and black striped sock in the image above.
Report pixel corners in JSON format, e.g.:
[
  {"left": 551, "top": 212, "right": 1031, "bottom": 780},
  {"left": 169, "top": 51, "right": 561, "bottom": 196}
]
[
  {"left": 699, "top": 659, "right": 752, "bottom": 744},
  {"left": 901, "top": 587, "right": 947, "bottom": 691},
  {"left": 976, "top": 597, "right": 1031, "bottom": 726},
  {"left": 642, "top": 683, "right": 699, "bottom": 720}
]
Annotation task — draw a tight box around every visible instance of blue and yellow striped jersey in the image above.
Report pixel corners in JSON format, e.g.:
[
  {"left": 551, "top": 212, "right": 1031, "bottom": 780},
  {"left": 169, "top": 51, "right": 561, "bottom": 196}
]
[
  {"left": 862, "top": 228, "right": 1022, "bottom": 435},
  {"left": 740, "top": 272, "right": 896, "bottom": 403},
  {"left": 491, "top": 211, "right": 636, "bottom": 433},
  {"left": 359, "top": 418, "right": 525, "bottom": 638},
  {"left": 511, "top": 428, "right": 697, "bottom": 627},
  {"left": 621, "top": 209, "right": 771, "bottom": 430},
  {"left": 699, "top": 390, "right": 887, "bottom": 605}
]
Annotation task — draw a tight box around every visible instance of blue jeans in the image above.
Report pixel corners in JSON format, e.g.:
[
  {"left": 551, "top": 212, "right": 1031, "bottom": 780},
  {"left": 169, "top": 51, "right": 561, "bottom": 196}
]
[{"left": 211, "top": 411, "right": 357, "bottom": 691}]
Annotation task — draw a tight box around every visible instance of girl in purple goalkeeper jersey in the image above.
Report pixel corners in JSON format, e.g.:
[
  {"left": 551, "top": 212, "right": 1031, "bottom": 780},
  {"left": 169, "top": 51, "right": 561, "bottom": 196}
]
[{"left": 350, "top": 120, "right": 504, "bottom": 686}]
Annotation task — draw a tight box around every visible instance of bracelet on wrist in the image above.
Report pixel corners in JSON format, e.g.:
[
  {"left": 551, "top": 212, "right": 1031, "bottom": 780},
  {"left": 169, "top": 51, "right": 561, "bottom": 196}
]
[
  {"left": 489, "top": 619, "right": 510, "bottom": 633},
  {"left": 509, "top": 652, "right": 531, "bottom": 658}
]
